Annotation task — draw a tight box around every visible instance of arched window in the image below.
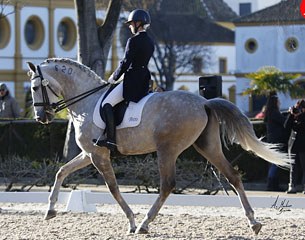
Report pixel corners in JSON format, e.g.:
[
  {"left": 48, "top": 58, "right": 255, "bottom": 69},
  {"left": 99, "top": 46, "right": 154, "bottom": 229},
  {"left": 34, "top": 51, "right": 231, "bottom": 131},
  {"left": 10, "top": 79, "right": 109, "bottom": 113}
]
[
  {"left": 245, "top": 38, "right": 258, "bottom": 53},
  {"left": 285, "top": 37, "right": 298, "bottom": 52},
  {"left": 57, "top": 18, "right": 76, "bottom": 51},
  {"left": 24, "top": 16, "right": 44, "bottom": 50},
  {"left": 0, "top": 15, "right": 11, "bottom": 49}
]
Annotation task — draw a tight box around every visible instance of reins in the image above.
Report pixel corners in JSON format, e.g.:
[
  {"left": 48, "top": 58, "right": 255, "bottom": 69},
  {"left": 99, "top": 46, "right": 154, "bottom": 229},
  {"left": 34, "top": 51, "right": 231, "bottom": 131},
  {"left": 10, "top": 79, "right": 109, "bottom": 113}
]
[{"left": 34, "top": 65, "right": 109, "bottom": 113}]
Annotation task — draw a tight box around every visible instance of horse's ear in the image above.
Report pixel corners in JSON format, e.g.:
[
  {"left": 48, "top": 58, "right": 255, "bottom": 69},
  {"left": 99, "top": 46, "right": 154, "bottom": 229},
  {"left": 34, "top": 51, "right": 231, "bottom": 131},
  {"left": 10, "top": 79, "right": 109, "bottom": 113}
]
[{"left": 26, "top": 62, "right": 36, "bottom": 73}]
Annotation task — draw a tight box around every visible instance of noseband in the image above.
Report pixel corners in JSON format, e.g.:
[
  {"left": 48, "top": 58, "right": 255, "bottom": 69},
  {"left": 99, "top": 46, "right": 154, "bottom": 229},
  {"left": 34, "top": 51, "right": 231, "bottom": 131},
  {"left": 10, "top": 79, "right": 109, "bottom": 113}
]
[{"left": 33, "top": 65, "right": 109, "bottom": 113}]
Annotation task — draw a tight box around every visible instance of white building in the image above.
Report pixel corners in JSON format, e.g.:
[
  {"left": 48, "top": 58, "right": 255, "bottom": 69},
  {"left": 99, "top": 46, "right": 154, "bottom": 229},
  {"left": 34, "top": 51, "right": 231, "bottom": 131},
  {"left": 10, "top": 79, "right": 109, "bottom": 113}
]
[
  {"left": 0, "top": 0, "right": 239, "bottom": 109},
  {"left": 0, "top": 0, "right": 77, "bottom": 111},
  {"left": 2, "top": 0, "right": 299, "bottom": 114},
  {"left": 234, "top": 0, "right": 305, "bottom": 113}
]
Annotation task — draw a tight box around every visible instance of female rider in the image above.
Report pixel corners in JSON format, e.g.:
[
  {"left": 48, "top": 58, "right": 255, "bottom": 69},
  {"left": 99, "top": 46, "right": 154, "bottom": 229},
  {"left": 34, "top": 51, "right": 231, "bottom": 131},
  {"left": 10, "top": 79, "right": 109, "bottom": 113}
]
[{"left": 94, "top": 9, "right": 155, "bottom": 150}]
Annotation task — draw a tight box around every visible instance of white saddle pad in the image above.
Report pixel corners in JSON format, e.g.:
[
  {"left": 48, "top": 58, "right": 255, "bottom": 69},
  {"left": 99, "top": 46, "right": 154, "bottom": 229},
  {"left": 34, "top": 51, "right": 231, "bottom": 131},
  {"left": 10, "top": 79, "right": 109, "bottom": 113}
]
[{"left": 93, "top": 93, "right": 155, "bottom": 129}]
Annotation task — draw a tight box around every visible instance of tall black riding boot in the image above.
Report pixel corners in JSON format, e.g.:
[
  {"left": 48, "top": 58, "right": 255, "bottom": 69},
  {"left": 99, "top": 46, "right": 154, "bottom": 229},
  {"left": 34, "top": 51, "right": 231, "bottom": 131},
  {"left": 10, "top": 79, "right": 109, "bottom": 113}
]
[{"left": 93, "top": 103, "right": 117, "bottom": 151}]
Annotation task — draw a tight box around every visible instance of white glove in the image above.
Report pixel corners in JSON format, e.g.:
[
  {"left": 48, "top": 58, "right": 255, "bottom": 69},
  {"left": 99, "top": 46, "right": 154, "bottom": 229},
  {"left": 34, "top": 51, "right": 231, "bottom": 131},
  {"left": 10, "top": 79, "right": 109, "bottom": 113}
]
[{"left": 108, "top": 74, "right": 116, "bottom": 84}]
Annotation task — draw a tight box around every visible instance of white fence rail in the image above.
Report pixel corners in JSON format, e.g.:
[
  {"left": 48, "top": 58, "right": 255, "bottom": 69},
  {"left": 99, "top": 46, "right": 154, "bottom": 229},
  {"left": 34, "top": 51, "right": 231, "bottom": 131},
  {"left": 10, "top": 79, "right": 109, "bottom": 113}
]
[{"left": 0, "top": 190, "right": 304, "bottom": 213}]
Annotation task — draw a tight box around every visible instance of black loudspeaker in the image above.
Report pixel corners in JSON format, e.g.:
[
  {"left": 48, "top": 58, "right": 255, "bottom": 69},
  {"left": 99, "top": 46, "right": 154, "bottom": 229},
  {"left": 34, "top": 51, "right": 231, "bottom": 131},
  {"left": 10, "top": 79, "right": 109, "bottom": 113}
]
[{"left": 199, "top": 75, "right": 222, "bottom": 99}]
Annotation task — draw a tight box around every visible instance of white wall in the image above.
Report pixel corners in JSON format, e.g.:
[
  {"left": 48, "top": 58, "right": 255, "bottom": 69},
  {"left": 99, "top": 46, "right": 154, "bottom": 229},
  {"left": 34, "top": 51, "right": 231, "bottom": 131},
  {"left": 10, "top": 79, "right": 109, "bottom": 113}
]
[
  {"left": 205, "top": 45, "right": 235, "bottom": 74},
  {"left": 236, "top": 25, "right": 305, "bottom": 74},
  {"left": 257, "top": 0, "right": 281, "bottom": 10},
  {"left": 20, "top": 7, "right": 49, "bottom": 64},
  {"left": 235, "top": 23, "right": 305, "bottom": 112},
  {"left": 223, "top": 0, "right": 281, "bottom": 15}
]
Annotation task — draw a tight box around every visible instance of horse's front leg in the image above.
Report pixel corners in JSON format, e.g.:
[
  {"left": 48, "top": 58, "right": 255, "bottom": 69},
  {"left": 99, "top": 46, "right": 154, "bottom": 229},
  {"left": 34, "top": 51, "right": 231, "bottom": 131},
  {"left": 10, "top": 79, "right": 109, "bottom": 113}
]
[
  {"left": 91, "top": 153, "right": 136, "bottom": 233},
  {"left": 44, "top": 153, "right": 91, "bottom": 220}
]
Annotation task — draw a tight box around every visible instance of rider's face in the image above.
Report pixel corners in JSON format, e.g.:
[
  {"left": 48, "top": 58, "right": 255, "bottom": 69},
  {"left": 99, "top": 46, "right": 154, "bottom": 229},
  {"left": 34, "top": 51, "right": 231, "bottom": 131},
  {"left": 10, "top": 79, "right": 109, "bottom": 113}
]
[
  {"left": 129, "top": 22, "right": 142, "bottom": 34},
  {"left": 129, "top": 22, "right": 136, "bottom": 34}
]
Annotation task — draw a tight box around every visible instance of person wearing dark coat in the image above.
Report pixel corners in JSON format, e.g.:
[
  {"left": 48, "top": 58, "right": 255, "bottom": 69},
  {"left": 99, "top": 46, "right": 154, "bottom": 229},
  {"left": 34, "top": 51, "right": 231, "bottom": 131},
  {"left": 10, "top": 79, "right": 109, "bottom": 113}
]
[
  {"left": 285, "top": 99, "right": 305, "bottom": 194},
  {"left": 264, "top": 93, "right": 287, "bottom": 191},
  {"left": 0, "top": 83, "right": 20, "bottom": 118},
  {"left": 93, "top": 9, "right": 155, "bottom": 151}
]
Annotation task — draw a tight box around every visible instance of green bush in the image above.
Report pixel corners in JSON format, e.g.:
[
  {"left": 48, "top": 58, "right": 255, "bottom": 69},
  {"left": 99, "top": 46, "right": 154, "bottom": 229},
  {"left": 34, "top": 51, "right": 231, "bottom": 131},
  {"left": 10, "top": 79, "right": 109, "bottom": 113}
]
[{"left": 0, "top": 119, "right": 67, "bottom": 160}]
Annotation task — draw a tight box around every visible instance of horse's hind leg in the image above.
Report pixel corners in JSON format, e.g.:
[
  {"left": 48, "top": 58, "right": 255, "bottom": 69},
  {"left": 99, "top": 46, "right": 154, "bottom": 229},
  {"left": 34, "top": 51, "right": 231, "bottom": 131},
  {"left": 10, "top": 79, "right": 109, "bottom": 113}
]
[
  {"left": 91, "top": 153, "right": 136, "bottom": 234},
  {"left": 194, "top": 119, "right": 262, "bottom": 235},
  {"left": 136, "top": 150, "right": 177, "bottom": 234},
  {"left": 45, "top": 152, "right": 91, "bottom": 220}
]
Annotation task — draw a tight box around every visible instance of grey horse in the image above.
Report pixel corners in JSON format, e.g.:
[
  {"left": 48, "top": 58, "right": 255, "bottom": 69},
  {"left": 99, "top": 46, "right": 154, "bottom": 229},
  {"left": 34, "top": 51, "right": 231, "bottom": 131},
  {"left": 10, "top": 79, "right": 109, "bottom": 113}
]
[{"left": 27, "top": 58, "right": 291, "bottom": 235}]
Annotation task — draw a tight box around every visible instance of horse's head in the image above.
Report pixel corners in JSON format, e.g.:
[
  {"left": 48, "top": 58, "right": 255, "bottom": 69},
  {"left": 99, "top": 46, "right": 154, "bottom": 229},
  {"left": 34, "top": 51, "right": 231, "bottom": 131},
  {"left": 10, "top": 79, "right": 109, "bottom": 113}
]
[{"left": 27, "top": 62, "right": 62, "bottom": 124}]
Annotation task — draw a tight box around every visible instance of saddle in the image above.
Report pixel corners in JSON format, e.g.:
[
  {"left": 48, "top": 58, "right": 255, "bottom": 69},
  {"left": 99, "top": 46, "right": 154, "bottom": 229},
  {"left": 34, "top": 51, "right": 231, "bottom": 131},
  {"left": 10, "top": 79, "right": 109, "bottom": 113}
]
[
  {"left": 100, "top": 85, "right": 129, "bottom": 126},
  {"left": 93, "top": 86, "right": 155, "bottom": 130}
]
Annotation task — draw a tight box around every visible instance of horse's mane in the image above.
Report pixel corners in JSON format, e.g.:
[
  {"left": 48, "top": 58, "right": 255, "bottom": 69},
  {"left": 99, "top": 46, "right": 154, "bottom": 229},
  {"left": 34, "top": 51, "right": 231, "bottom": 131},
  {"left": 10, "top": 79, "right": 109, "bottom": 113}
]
[{"left": 41, "top": 58, "right": 106, "bottom": 83}]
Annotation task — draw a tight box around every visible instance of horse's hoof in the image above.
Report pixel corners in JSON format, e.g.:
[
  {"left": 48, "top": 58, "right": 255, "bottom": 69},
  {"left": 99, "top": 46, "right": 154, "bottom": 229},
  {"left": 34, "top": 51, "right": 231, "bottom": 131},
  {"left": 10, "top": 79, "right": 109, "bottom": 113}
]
[
  {"left": 128, "top": 227, "right": 136, "bottom": 234},
  {"left": 44, "top": 210, "right": 57, "bottom": 220},
  {"left": 251, "top": 222, "right": 262, "bottom": 235},
  {"left": 135, "top": 226, "right": 149, "bottom": 234}
]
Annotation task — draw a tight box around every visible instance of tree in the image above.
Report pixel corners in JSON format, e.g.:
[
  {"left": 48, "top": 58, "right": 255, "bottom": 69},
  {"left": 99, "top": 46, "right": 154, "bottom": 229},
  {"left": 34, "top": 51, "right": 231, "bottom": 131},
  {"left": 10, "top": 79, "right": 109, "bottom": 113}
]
[
  {"left": 75, "top": 0, "right": 122, "bottom": 77},
  {"left": 149, "top": 20, "right": 212, "bottom": 90},
  {"left": 122, "top": 1, "right": 213, "bottom": 90},
  {"left": 0, "top": 0, "right": 14, "bottom": 19},
  {"left": 242, "top": 66, "right": 304, "bottom": 98},
  {"left": 63, "top": 0, "right": 122, "bottom": 162},
  {"left": 0, "top": 0, "right": 23, "bottom": 22}
]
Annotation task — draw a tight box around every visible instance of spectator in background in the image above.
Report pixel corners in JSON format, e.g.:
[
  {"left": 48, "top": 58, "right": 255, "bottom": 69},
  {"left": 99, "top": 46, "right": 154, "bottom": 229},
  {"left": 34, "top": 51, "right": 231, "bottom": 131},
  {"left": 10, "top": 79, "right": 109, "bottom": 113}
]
[
  {"left": 0, "top": 83, "right": 20, "bottom": 118},
  {"left": 264, "top": 92, "right": 287, "bottom": 191},
  {"left": 285, "top": 99, "right": 305, "bottom": 194},
  {"left": 255, "top": 105, "right": 266, "bottom": 119}
]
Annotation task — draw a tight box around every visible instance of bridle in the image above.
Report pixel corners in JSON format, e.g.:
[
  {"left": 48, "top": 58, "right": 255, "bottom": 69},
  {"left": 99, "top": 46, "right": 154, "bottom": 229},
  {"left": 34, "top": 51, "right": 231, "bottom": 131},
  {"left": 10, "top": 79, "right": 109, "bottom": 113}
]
[{"left": 32, "top": 65, "right": 109, "bottom": 113}]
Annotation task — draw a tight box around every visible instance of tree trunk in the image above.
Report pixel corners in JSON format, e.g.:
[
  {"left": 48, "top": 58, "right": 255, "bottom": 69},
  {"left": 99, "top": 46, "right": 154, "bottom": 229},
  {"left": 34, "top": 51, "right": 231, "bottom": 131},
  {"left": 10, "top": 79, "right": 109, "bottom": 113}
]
[{"left": 62, "top": 0, "right": 122, "bottom": 162}]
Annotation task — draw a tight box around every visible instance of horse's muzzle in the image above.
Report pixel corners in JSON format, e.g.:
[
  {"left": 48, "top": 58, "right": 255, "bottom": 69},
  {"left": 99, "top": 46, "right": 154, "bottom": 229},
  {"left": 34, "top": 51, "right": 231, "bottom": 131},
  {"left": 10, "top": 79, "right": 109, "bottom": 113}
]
[{"left": 35, "top": 109, "right": 54, "bottom": 124}]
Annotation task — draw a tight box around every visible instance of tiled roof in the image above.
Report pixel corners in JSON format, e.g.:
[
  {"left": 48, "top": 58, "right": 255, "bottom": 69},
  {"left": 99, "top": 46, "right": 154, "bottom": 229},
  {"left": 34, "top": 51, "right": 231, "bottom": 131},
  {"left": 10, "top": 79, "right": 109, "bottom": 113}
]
[
  {"left": 158, "top": 0, "right": 237, "bottom": 21},
  {"left": 201, "top": 0, "right": 238, "bottom": 21},
  {"left": 234, "top": 0, "right": 305, "bottom": 24},
  {"left": 150, "top": 13, "right": 234, "bottom": 44}
]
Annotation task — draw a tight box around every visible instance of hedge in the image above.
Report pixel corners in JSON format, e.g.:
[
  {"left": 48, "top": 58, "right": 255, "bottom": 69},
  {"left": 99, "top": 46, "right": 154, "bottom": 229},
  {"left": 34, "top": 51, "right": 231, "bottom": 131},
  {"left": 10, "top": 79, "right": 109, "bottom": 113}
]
[{"left": 0, "top": 119, "right": 289, "bottom": 191}]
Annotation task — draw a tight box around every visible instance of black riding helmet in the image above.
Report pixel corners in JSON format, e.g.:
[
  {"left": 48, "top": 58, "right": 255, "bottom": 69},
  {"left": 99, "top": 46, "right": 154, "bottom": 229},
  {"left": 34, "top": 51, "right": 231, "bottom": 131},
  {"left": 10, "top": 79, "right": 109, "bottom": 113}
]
[{"left": 125, "top": 9, "right": 151, "bottom": 26}]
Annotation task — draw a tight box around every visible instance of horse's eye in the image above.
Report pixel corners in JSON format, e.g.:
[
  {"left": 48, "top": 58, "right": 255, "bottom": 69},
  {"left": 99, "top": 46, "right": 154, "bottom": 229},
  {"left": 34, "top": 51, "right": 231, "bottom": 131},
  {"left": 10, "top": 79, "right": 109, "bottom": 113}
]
[{"left": 32, "top": 86, "right": 39, "bottom": 92}]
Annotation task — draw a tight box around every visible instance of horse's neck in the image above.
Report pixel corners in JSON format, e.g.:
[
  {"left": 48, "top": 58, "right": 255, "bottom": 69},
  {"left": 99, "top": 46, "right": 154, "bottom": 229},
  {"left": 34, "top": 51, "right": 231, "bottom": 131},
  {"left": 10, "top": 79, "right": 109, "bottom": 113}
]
[
  {"left": 46, "top": 63, "right": 101, "bottom": 115},
  {"left": 63, "top": 74, "right": 99, "bottom": 98}
]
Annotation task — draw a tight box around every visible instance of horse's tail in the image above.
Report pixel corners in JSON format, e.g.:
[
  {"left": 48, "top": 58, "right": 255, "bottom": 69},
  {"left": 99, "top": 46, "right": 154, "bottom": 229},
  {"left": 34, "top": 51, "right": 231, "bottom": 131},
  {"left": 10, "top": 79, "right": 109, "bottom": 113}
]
[{"left": 205, "top": 98, "right": 291, "bottom": 168}]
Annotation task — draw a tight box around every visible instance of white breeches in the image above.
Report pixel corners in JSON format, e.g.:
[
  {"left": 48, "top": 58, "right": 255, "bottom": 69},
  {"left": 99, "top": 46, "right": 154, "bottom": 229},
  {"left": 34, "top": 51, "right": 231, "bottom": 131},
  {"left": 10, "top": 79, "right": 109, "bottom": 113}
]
[{"left": 102, "top": 82, "right": 124, "bottom": 107}]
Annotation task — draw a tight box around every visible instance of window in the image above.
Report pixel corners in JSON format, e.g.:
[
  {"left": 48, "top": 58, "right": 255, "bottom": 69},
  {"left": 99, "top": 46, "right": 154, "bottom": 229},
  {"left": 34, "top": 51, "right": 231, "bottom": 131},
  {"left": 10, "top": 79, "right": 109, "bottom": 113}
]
[
  {"left": 219, "top": 58, "right": 227, "bottom": 74},
  {"left": 239, "top": 3, "right": 251, "bottom": 16},
  {"left": 25, "top": 20, "right": 36, "bottom": 45},
  {"left": 57, "top": 18, "right": 76, "bottom": 51},
  {"left": 245, "top": 38, "right": 258, "bottom": 53},
  {"left": 192, "top": 57, "right": 203, "bottom": 74},
  {"left": 0, "top": 15, "right": 10, "bottom": 49},
  {"left": 285, "top": 37, "right": 298, "bottom": 52},
  {"left": 24, "top": 16, "right": 44, "bottom": 50}
]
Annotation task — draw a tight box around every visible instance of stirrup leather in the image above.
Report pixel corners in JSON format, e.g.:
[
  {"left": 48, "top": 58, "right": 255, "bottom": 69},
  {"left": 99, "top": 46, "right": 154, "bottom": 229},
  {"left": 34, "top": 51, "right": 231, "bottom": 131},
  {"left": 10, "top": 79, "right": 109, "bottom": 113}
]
[{"left": 93, "top": 139, "right": 117, "bottom": 151}]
